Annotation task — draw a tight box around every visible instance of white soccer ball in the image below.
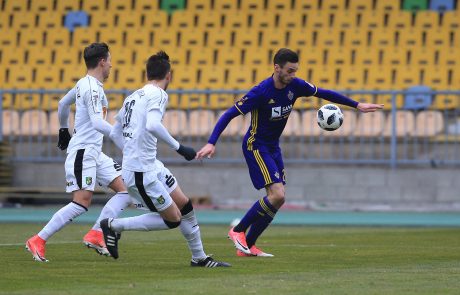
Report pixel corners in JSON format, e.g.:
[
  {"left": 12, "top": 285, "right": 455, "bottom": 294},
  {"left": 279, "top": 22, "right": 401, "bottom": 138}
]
[{"left": 317, "top": 104, "right": 344, "bottom": 131}]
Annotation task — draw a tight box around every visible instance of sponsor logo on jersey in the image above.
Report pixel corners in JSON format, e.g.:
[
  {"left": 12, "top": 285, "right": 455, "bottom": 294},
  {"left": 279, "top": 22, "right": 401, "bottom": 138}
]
[
  {"left": 157, "top": 196, "right": 165, "bottom": 204},
  {"left": 85, "top": 177, "right": 92, "bottom": 185},
  {"left": 271, "top": 104, "right": 293, "bottom": 119},
  {"left": 271, "top": 106, "right": 282, "bottom": 118},
  {"left": 288, "top": 91, "right": 294, "bottom": 100}
]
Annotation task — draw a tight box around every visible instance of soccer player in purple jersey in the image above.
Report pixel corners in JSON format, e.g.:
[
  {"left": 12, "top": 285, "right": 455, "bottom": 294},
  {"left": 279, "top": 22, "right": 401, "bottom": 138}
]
[{"left": 196, "top": 48, "right": 383, "bottom": 257}]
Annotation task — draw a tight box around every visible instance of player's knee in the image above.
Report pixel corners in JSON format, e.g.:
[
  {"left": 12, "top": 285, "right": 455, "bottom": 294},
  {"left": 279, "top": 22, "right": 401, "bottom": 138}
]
[
  {"left": 163, "top": 219, "right": 181, "bottom": 229},
  {"left": 180, "top": 199, "right": 193, "bottom": 216}
]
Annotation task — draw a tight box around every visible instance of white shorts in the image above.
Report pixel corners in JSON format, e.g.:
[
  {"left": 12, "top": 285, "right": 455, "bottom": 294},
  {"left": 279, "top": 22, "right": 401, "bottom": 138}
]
[
  {"left": 65, "top": 148, "right": 121, "bottom": 193},
  {"left": 122, "top": 163, "right": 175, "bottom": 212}
]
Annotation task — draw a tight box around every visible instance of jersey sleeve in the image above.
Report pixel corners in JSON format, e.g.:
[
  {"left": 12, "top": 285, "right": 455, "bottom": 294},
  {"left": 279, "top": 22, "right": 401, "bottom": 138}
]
[
  {"left": 296, "top": 79, "right": 318, "bottom": 97},
  {"left": 81, "top": 80, "right": 103, "bottom": 116},
  {"left": 234, "top": 86, "right": 264, "bottom": 115}
]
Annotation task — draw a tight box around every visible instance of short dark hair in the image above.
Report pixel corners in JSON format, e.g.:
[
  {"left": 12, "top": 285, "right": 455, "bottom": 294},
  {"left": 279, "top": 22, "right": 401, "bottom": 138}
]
[
  {"left": 273, "top": 48, "right": 299, "bottom": 67},
  {"left": 83, "top": 43, "right": 110, "bottom": 69},
  {"left": 146, "top": 51, "right": 171, "bottom": 80}
]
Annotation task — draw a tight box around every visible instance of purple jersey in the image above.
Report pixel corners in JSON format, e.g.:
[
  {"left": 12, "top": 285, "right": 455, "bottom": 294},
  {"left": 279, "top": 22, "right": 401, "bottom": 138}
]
[{"left": 235, "top": 76, "right": 317, "bottom": 149}]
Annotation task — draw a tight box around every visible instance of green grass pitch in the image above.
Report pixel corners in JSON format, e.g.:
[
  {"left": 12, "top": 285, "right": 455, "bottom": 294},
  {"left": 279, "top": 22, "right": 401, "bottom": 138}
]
[{"left": 1, "top": 223, "right": 460, "bottom": 294}]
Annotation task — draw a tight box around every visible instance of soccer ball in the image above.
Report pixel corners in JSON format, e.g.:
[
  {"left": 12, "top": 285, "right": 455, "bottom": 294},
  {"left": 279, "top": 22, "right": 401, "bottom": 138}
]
[{"left": 317, "top": 104, "right": 344, "bottom": 131}]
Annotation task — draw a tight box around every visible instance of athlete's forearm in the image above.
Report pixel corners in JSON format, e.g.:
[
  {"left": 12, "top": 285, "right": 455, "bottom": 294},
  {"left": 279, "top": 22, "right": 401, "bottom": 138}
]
[
  {"left": 146, "top": 115, "right": 180, "bottom": 150},
  {"left": 90, "top": 116, "right": 112, "bottom": 137},
  {"left": 109, "top": 121, "right": 124, "bottom": 150},
  {"left": 57, "top": 88, "right": 76, "bottom": 128},
  {"left": 314, "top": 88, "right": 359, "bottom": 108},
  {"left": 207, "top": 106, "right": 240, "bottom": 145}
]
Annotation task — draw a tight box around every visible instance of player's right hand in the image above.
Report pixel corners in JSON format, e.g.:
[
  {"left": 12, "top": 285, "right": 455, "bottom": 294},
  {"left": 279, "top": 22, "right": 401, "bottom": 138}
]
[
  {"left": 57, "top": 128, "right": 71, "bottom": 150},
  {"left": 196, "top": 143, "right": 216, "bottom": 160},
  {"left": 177, "top": 144, "right": 197, "bottom": 161}
]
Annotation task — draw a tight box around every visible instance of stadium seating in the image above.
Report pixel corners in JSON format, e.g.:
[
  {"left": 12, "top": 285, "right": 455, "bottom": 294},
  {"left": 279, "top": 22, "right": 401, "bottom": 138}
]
[{"left": 429, "top": 0, "right": 455, "bottom": 11}]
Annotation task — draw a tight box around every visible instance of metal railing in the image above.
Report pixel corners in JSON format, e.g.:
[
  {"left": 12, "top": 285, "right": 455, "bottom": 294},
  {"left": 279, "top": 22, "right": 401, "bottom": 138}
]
[{"left": 1, "top": 89, "right": 459, "bottom": 167}]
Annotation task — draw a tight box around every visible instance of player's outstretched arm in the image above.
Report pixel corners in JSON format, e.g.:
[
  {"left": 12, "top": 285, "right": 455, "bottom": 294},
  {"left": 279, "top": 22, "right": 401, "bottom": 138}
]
[
  {"left": 109, "top": 120, "right": 125, "bottom": 150},
  {"left": 57, "top": 87, "right": 76, "bottom": 150},
  {"left": 196, "top": 143, "right": 216, "bottom": 160},
  {"left": 356, "top": 102, "right": 384, "bottom": 113},
  {"left": 146, "top": 109, "right": 196, "bottom": 161}
]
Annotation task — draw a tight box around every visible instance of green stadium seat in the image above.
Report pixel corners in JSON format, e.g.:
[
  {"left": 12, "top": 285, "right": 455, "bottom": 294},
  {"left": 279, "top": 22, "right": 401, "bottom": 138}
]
[
  {"left": 402, "top": 0, "right": 428, "bottom": 12},
  {"left": 160, "top": 0, "right": 185, "bottom": 15}
]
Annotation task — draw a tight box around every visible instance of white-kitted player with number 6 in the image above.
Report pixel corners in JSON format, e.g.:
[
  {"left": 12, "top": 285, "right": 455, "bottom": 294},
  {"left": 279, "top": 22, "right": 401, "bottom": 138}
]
[{"left": 100, "top": 51, "right": 230, "bottom": 267}]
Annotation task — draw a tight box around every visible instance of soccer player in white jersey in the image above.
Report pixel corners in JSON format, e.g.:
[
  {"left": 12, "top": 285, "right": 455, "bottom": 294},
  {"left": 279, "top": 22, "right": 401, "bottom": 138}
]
[
  {"left": 25, "top": 43, "right": 129, "bottom": 262},
  {"left": 99, "top": 51, "right": 230, "bottom": 267}
]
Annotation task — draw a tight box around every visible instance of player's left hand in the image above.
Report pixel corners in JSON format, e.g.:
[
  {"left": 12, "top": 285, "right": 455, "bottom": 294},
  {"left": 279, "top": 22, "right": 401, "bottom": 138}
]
[
  {"left": 357, "top": 103, "right": 384, "bottom": 113},
  {"left": 57, "top": 128, "right": 71, "bottom": 150},
  {"left": 177, "top": 144, "right": 197, "bottom": 161}
]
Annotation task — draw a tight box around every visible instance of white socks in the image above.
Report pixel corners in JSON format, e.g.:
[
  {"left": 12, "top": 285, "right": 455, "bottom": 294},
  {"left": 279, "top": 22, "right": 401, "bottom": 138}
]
[
  {"left": 180, "top": 210, "right": 206, "bottom": 260},
  {"left": 110, "top": 213, "right": 169, "bottom": 231},
  {"left": 38, "top": 202, "right": 87, "bottom": 241},
  {"left": 92, "top": 192, "right": 131, "bottom": 231}
]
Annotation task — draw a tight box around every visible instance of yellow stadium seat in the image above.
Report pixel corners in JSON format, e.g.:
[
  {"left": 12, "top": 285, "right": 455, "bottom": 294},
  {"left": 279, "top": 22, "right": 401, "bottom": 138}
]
[
  {"left": 243, "top": 47, "right": 270, "bottom": 67},
  {"left": 307, "top": 12, "right": 329, "bottom": 29},
  {"left": 82, "top": 0, "right": 107, "bottom": 12},
  {"left": 37, "top": 11, "right": 63, "bottom": 29},
  {"left": 106, "top": 93, "right": 125, "bottom": 110},
  {"left": 353, "top": 47, "right": 380, "bottom": 66},
  {"left": 178, "top": 93, "right": 207, "bottom": 109},
  {"left": 215, "top": 47, "right": 241, "bottom": 66},
  {"left": 424, "top": 68, "right": 450, "bottom": 90},
  {"left": 343, "top": 28, "right": 369, "bottom": 48},
  {"left": 153, "top": 28, "right": 178, "bottom": 48},
  {"left": 109, "top": 0, "right": 132, "bottom": 11},
  {"left": 54, "top": 48, "right": 80, "bottom": 66},
  {"left": 287, "top": 28, "right": 309, "bottom": 48},
  {"left": 209, "top": 94, "right": 235, "bottom": 110},
  {"left": 188, "top": 110, "right": 215, "bottom": 136},
  {"left": 300, "top": 48, "right": 324, "bottom": 67},
  {"left": 366, "top": 67, "right": 392, "bottom": 89},
  {"left": 250, "top": 11, "right": 276, "bottom": 29},
  {"left": 72, "top": 28, "right": 97, "bottom": 47},
  {"left": 431, "top": 94, "right": 459, "bottom": 110},
  {"left": 283, "top": 110, "right": 301, "bottom": 136},
  {"left": 278, "top": 11, "right": 306, "bottom": 30},
  {"left": 41, "top": 93, "right": 63, "bottom": 110},
  {"left": 223, "top": 11, "right": 249, "bottom": 29},
  {"left": 90, "top": 11, "right": 114, "bottom": 29},
  {"left": 30, "top": 0, "right": 54, "bottom": 12},
  {"left": 125, "top": 28, "right": 151, "bottom": 48},
  {"left": 375, "top": 93, "right": 404, "bottom": 111},
  {"left": 206, "top": 28, "right": 232, "bottom": 48},
  {"left": 20, "top": 110, "right": 49, "bottom": 135},
  {"left": 387, "top": 12, "right": 412, "bottom": 29},
  {"left": 309, "top": 67, "right": 336, "bottom": 89},
  {"left": 414, "top": 111, "right": 443, "bottom": 137},
  {"left": 321, "top": 0, "right": 346, "bottom": 11},
  {"left": 35, "top": 66, "right": 60, "bottom": 88},
  {"left": 359, "top": 11, "right": 385, "bottom": 29},
  {"left": 348, "top": 93, "right": 375, "bottom": 104},
  {"left": 0, "top": 12, "right": 10, "bottom": 31},
  {"left": 4, "top": 0, "right": 29, "bottom": 12},
  {"left": 383, "top": 111, "right": 415, "bottom": 137},
  {"left": 143, "top": 10, "right": 168, "bottom": 29},
  {"left": 116, "top": 12, "right": 141, "bottom": 29},
  {"left": 13, "top": 92, "right": 41, "bottom": 110},
  {"left": 225, "top": 66, "right": 254, "bottom": 90},
  {"left": 200, "top": 66, "right": 226, "bottom": 89},
  {"left": 0, "top": 29, "right": 17, "bottom": 47},
  {"left": 370, "top": 28, "right": 395, "bottom": 47},
  {"left": 197, "top": 11, "right": 222, "bottom": 29},
  {"left": 28, "top": 49, "right": 52, "bottom": 66},
  {"left": 332, "top": 11, "right": 356, "bottom": 29},
  {"left": 241, "top": 0, "right": 265, "bottom": 10},
  {"left": 394, "top": 67, "right": 421, "bottom": 89},
  {"left": 168, "top": 93, "right": 179, "bottom": 109},
  {"left": 214, "top": 0, "right": 238, "bottom": 11},
  {"left": 328, "top": 48, "right": 351, "bottom": 66},
  {"left": 168, "top": 47, "right": 188, "bottom": 67},
  {"left": 135, "top": 0, "right": 160, "bottom": 10},
  {"left": 115, "top": 67, "right": 143, "bottom": 89},
  {"left": 55, "top": 0, "right": 81, "bottom": 12},
  {"left": 2, "top": 47, "right": 25, "bottom": 65},
  {"left": 62, "top": 65, "right": 86, "bottom": 88},
  {"left": 179, "top": 28, "right": 205, "bottom": 47},
  {"left": 188, "top": 0, "right": 212, "bottom": 11},
  {"left": 7, "top": 66, "right": 32, "bottom": 88},
  {"left": 98, "top": 29, "right": 123, "bottom": 47},
  {"left": 268, "top": 0, "right": 291, "bottom": 10},
  {"left": 19, "top": 29, "right": 46, "bottom": 47},
  {"left": 294, "top": 97, "right": 320, "bottom": 110},
  {"left": 376, "top": 0, "right": 401, "bottom": 12},
  {"left": 314, "top": 29, "right": 340, "bottom": 47},
  {"left": 294, "top": 0, "right": 320, "bottom": 10},
  {"left": 171, "top": 10, "right": 196, "bottom": 29},
  {"left": 260, "top": 28, "right": 286, "bottom": 49},
  {"left": 233, "top": 29, "right": 258, "bottom": 48},
  {"left": 414, "top": 11, "right": 439, "bottom": 30},
  {"left": 426, "top": 28, "right": 451, "bottom": 48},
  {"left": 397, "top": 29, "right": 423, "bottom": 48},
  {"left": 410, "top": 48, "right": 435, "bottom": 67},
  {"left": 46, "top": 28, "right": 71, "bottom": 47},
  {"left": 441, "top": 11, "right": 459, "bottom": 30},
  {"left": 110, "top": 47, "right": 133, "bottom": 66},
  {"left": 300, "top": 110, "right": 322, "bottom": 136},
  {"left": 163, "top": 110, "right": 187, "bottom": 136},
  {"left": 348, "top": 0, "right": 374, "bottom": 11},
  {"left": 189, "top": 47, "right": 215, "bottom": 66},
  {"left": 329, "top": 110, "right": 357, "bottom": 137},
  {"left": 354, "top": 112, "right": 385, "bottom": 137},
  {"left": 343, "top": 67, "right": 366, "bottom": 89},
  {"left": 171, "top": 66, "right": 197, "bottom": 89},
  {"left": 382, "top": 47, "right": 405, "bottom": 67},
  {"left": 2, "top": 110, "right": 20, "bottom": 136},
  {"left": 11, "top": 12, "right": 36, "bottom": 29},
  {"left": 254, "top": 66, "right": 273, "bottom": 84}
]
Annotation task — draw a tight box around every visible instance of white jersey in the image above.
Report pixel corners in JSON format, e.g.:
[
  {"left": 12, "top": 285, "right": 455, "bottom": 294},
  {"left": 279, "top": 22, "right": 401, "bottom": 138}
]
[
  {"left": 117, "top": 84, "right": 168, "bottom": 172},
  {"left": 67, "top": 75, "right": 108, "bottom": 153}
]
